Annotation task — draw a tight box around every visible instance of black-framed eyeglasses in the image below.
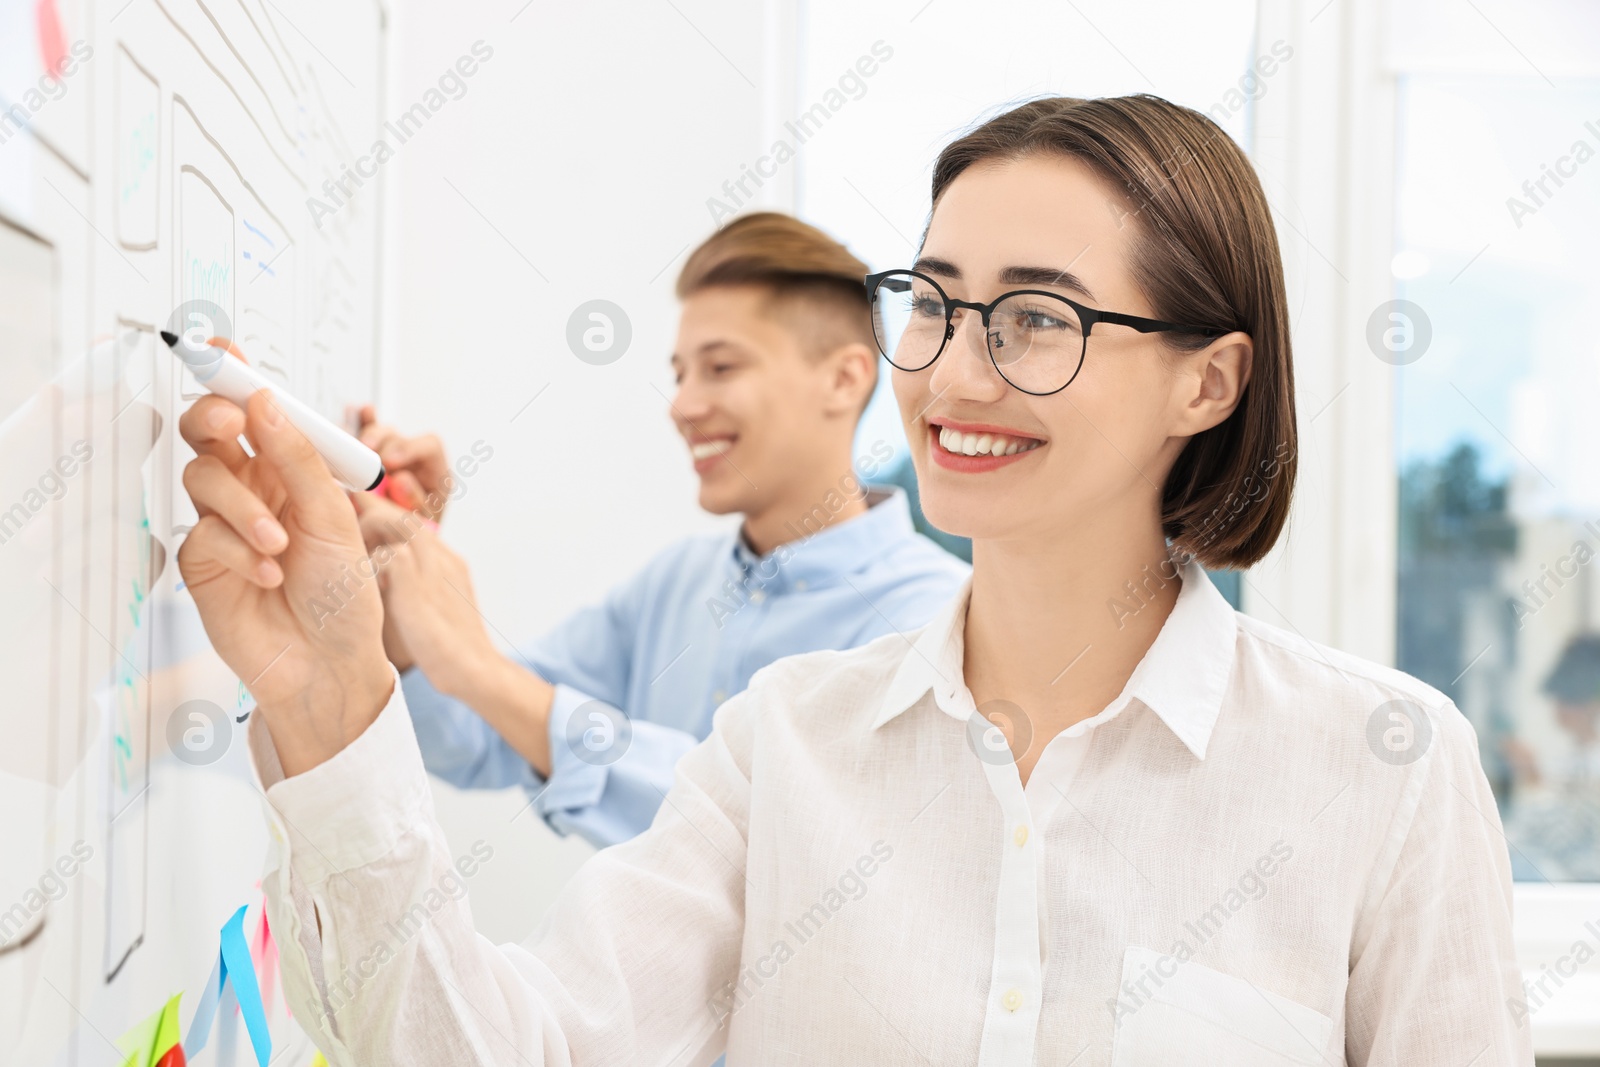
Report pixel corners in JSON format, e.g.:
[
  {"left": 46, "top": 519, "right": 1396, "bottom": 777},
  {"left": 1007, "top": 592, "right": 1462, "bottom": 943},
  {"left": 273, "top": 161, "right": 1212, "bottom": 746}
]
[{"left": 864, "top": 269, "right": 1226, "bottom": 396}]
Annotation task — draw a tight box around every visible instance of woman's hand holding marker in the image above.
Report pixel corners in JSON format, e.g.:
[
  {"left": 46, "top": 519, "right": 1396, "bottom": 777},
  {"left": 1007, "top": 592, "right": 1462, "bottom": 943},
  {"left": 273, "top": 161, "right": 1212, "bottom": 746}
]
[{"left": 176, "top": 391, "right": 393, "bottom": 776}]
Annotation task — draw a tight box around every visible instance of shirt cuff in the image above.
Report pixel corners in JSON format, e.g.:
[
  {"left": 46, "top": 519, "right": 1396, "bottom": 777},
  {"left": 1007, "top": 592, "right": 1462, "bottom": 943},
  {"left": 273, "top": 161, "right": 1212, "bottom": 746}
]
[
  {"left": 399, "top": 663, "right": 444, "bottom": 719},
  {"left": 539, "top": 683, "right": 614, "bottom": 820},
  {"left": 248, "top": 665, "right": 432, "bottom": 886}
]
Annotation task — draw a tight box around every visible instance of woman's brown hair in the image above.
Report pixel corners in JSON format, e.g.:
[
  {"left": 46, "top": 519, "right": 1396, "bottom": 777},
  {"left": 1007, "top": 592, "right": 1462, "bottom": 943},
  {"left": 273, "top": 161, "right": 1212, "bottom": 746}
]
[{"left": 930, "top": 95, "right": 1297, "bottom": 570}]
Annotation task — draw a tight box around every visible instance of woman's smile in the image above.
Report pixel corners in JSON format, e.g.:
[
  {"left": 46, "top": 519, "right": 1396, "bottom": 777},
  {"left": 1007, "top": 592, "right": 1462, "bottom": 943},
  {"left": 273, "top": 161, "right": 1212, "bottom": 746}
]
[{"left": 926, "top": 417, "right": 1047, "bottom": 473}]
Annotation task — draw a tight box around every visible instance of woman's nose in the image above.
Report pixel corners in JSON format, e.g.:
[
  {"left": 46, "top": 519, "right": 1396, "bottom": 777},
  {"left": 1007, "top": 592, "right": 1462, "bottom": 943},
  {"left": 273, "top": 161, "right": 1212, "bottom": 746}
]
[
  {"left": 948, "top": 307, "right": 993, "bottom": 356},
  {"left": 928, "top": 309, "right": 1008, "bottom": 399}
]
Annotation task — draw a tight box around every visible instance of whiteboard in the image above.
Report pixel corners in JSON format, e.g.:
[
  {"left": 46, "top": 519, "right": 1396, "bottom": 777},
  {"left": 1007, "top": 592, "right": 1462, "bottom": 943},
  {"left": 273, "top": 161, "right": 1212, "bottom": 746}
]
[{"left": 0, "top": 0, "right": 387, "bottom": 1063}]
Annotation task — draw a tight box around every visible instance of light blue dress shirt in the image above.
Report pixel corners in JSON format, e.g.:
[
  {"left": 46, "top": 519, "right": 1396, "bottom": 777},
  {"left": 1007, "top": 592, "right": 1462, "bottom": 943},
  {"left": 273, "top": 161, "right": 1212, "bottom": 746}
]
[{"left": 401, "top": 487, "right": 969, "bottom": 848}]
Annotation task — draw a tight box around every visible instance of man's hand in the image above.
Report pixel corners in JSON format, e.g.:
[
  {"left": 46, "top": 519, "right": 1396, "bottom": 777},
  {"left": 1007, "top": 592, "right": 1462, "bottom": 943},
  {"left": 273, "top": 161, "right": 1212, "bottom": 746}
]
[
  {"left": 177, "top": 392, "right": 393, "bottom": 777},
  {"left": 353, "top": 493, "right": 558, "bottom": 775},
  {"left": 352, "top": 493, "right": 422, "bottom": 673},
  {"left": 356, "top": 405, "right": 452, "bottom": 522},
  {"left": 353, "top": 493, "right": 497, "bottom": 697}
]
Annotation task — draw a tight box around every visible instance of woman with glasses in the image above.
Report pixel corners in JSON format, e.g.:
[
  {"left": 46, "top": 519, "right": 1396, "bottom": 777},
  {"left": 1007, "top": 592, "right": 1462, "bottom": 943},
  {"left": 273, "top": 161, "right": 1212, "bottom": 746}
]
[{"left": 175, "top": 95, "right": 1529, "bottom": 1065}]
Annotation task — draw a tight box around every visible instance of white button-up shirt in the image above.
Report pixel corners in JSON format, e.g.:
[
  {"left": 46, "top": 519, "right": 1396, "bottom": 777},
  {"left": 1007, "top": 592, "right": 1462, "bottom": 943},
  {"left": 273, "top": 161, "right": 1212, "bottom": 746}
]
[{"left": 251, "top": 562, "right": 1532, "bottom": 1066}]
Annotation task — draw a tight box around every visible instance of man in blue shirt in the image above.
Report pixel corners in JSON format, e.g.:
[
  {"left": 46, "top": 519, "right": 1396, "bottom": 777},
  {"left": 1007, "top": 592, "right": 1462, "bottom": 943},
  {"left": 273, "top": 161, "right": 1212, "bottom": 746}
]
[{"left": 356, "top": 213, "right": 967, "bottom": 848}]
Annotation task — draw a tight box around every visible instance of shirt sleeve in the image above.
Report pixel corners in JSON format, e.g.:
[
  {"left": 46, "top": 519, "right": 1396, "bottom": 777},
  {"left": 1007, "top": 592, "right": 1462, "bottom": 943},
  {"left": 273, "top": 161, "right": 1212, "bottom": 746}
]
[
  {"left": 401, "top": 666, "right": 544, "bottom": 791},
  {"left": 541, "top": 686, "right": 702, "bottom": 849},
  {"left": 1343, "top": 699, "right": 1534, "bottom": 1066},
  {"left": 249, "top": 667, "right": 754, "bottom": 1067},
  {"left": 402, "top": 667, "right": 704, "bottom": 848},
  {"left": 401, "top": 551, "right": 691, "bottom": 846}
]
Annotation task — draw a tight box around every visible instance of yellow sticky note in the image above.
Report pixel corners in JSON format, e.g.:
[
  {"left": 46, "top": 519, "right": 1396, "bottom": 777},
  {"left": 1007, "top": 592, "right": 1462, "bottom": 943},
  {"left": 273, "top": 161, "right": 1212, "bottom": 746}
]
[{"left": 310, "top": 1054, "right": 329, "bottom": 1067}]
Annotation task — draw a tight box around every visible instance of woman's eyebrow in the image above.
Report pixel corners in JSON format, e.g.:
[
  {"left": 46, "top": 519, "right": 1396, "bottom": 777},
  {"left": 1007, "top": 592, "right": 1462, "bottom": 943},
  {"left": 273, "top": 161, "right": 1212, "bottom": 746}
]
[
  {"left": 912, "top": 255, "right": 960, "bottom": 278},
  {"left": 911, "top": 257, "right": 1097, "bottom": 302},
  {"left": 997, "top": 265, "right": 1096, "bottom": 302}
]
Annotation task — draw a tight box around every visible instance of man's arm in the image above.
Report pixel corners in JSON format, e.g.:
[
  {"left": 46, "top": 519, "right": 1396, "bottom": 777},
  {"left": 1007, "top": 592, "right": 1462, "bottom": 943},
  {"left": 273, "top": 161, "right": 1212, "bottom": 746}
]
[
  {"left": 441, "top": 651, "right": 557, "bottom": 773},
  {"left": 400, "top": 657, "right": 704, "bottom": 848},
  {"left": 364, "top": 492, "right": 622, "bottom": 781},
  {"left": 366, "top": 495, "right": 711, "bottom": 846}
]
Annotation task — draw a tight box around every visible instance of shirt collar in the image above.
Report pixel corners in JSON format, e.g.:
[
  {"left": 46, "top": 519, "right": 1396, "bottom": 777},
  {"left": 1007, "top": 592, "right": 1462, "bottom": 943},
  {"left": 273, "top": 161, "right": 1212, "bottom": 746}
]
[
  {"left": 870, "top": 558, "right": 1238, "bottom": 760},
  {"left": 730, "top": 486, "right": 918, "bottom": 590}
]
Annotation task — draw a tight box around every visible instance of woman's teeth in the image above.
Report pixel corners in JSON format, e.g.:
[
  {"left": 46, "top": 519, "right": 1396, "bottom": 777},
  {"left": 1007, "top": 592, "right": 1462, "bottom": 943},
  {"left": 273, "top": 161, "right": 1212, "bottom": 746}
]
[
  {"left": 937, "top": 426, "right": 1042, "bottom": 457},
  {"left": 691, "top": 439, "right": 733, "bottom": 460}
]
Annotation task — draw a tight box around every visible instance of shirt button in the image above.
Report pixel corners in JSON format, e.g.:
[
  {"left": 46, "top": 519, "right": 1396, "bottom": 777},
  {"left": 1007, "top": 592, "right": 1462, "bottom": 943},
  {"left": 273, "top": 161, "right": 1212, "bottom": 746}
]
[
  {"left": 1002, "top": 988, "right": 1023, "bottom": 1012},
  {"left": 1013, "top": 825, "right": 1029, "bottom": 847},
  {"left": 713, "top": 689, "right": 727, "bottom": 703},
  {"left": 749, "top": 590, "right": 766, "bottom": 604},
  {"left": 794, "top": 579, "right": 807, "bottom": 591}
]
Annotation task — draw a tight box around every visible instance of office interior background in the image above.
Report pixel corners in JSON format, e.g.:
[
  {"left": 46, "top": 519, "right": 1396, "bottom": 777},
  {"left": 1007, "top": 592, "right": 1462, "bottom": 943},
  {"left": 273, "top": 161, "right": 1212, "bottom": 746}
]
[{"left": 2, "top": 0, "right": 1597, "bottom": 1060}]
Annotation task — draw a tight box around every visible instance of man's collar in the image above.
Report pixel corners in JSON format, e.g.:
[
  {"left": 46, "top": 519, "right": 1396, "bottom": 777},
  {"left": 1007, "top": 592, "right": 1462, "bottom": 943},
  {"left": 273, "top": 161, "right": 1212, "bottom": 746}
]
[
  {"left": 870, "top": 559, "right": 1238, "bottom": 760},
  {"left": 730, "top": 486, "right": 917, "bottom": 588}
]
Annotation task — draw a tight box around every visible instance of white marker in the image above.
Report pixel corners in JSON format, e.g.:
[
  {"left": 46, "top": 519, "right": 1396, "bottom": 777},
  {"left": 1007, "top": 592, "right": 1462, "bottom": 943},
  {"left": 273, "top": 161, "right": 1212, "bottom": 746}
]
[{"left": 160, "top": 330, "right": 385, "bottom": 491}]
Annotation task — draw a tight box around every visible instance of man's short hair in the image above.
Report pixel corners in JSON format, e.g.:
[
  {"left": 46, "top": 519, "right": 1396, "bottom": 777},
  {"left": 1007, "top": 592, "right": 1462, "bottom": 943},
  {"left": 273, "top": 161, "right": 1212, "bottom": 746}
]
[{"left": 676, "top": 212, "right": 875, "bottom": 359}]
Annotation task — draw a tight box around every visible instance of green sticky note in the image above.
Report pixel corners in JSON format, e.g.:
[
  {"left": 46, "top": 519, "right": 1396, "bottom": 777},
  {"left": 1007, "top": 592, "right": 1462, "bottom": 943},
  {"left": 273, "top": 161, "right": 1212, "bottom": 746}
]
[
  {"left": 117, "top": 993, "right": 183, "bottom": 1067},
  {"left": 154, "top": 993, "right": 183, "bottom": 1058},
  {"left": 116, "top": 1009, "right": 160, "bottom": 1067}
]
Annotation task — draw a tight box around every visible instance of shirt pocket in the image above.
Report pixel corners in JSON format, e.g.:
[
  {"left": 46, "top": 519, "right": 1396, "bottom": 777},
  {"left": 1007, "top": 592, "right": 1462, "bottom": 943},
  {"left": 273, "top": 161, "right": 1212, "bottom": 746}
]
[{"left": 1110, "top": 946, "right": 1337, "bottom": 1067}]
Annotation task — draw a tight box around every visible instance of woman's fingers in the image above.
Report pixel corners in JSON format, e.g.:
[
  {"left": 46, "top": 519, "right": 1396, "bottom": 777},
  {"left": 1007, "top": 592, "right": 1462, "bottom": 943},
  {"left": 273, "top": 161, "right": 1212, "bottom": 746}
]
[
  {"left": 178, "top": 395, "right": 251, "bottom": 471},
  {"left": 245, "top": 391, "right": 350, "bottom": 523},
  {"left": 183, "top": 454, "right": 289, "bottom": 555},
  {"left": 181, "top": 514, "right": 283, "bottom": 587}
]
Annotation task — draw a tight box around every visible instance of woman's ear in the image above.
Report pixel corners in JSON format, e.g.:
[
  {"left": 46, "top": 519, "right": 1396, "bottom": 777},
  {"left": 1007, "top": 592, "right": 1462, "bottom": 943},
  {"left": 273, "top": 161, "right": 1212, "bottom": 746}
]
[{"left": 1176, "top": 331, "right": 1253, "bottom": 436}]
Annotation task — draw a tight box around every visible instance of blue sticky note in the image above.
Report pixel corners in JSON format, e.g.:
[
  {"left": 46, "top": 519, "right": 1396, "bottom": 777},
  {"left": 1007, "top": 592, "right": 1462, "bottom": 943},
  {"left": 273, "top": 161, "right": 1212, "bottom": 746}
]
[
  {"left": 183, "top": 905, "right": 272, "bottom": 1067},
  {"left": 181, "top": 953, "right": 223, "bottom": 1058}
]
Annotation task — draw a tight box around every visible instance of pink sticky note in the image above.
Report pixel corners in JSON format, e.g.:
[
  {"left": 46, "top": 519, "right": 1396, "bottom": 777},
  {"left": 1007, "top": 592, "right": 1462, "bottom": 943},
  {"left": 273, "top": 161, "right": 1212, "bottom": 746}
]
[{"left": 35, "top": 0, "right": 67, "bottom": 77}]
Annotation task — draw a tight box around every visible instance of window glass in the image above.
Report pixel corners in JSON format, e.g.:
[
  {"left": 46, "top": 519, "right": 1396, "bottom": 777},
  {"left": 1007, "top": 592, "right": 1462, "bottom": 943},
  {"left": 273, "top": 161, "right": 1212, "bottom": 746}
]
[{"left": 1393, "top": 74, "right": 1600, "bottom": 881}]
